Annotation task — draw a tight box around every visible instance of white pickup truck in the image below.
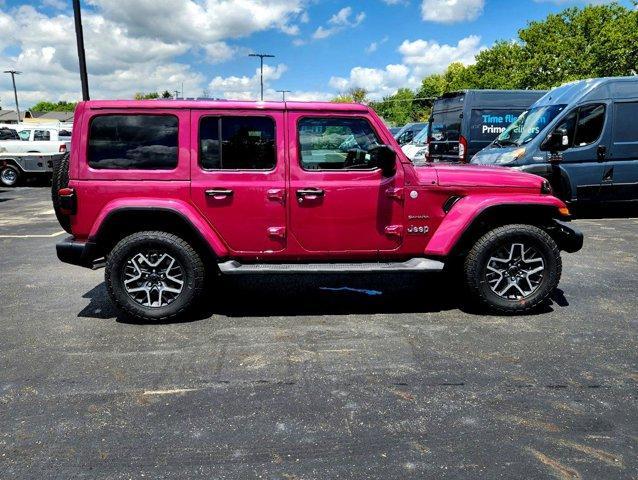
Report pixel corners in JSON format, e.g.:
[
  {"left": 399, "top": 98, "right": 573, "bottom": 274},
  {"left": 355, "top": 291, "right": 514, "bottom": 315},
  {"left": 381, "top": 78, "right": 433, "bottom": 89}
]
[
  {"left": 0, "top": 125, "right": 71, "bottom": 186},
  {"left": 0, "top": 124, "right": 71, "bottom": 155}
]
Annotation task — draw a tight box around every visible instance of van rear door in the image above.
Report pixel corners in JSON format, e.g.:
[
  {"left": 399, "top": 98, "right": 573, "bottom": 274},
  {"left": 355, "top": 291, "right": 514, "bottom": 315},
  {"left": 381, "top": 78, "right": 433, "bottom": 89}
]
[{"left": 428, "top": 109, "right": 462, "bottom": 163}]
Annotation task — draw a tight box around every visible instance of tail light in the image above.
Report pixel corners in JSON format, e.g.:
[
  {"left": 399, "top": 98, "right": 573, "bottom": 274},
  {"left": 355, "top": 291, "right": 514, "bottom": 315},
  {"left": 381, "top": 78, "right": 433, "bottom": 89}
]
[
  {"left": 458, "top": 135, "right": 468, "bottom": 163},
  {"left": 59, "top": 144, "right": 67, "bottom": 153},
  {"left": 58, "top": 187, "right": 76, "bottom": 215}
]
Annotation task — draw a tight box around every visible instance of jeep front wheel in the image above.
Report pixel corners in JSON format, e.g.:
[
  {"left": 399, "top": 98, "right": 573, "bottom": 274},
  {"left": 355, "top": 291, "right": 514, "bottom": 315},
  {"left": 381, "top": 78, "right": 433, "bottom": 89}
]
[
  {"left": 105, "top": 231, "right": 205, "bottom": 322},
  {"left": 464, "top": 224, "right": 562, "bottom": 314}
]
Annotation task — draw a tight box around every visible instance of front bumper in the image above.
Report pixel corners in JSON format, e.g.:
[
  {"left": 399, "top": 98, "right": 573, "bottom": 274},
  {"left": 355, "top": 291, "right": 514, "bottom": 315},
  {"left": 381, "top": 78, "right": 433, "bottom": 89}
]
[
  {"left": 549, "top": 220, "right": 583, "bottom": 253},
  {"left": 56, "top": 236, "right": 103, "bottom": 269}
]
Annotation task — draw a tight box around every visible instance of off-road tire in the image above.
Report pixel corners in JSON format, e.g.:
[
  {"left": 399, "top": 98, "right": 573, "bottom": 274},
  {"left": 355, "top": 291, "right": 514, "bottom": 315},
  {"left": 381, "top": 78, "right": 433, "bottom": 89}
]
[
  {"left": 0, "top": 165, "right": 20, "bottom": 187},
  {"left": 105, "top": 231, "right": 205, "bottom": 322},
  {"left": 51, "top": 152, "right": 72, "bottom": 233},
  {"left": 464, "top": 224, "right": 561, "bottom": 314}
]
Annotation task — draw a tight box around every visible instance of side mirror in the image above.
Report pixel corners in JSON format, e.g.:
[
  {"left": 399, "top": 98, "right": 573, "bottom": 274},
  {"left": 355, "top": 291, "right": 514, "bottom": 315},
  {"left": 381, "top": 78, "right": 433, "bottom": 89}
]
[
  {"left": 541, "top": 127, "right": 570, "bottom": 153},
  {"left": 369, "top": 145, "right": 397, "bottom": 177}
]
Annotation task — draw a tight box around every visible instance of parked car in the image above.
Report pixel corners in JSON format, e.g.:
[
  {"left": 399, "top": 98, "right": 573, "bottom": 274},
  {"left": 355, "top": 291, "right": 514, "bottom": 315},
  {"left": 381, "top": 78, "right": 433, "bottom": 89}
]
[
  {"left": 401, "top": 125, "right": 429, "bottom": 163},
  {"left": 427, "top": 90, "right": 546, "bottom": 163},
  {"left": 0, "top": 124, "right": 71, "bottom": 155},
  {"left": 471, "top": 76, "right": 638, "bottom": 203},
  {"left": 393, "top": 122, "right": 427, "bottom": 146},
  {"left": 0, "top": 124, "right": 71, "bottom": 186},
  {"left": 54, "top": 99, "right": 582, "bottom": 322},
  {"left": 389, "top": 126, "right": 402, "bottom": 136}
]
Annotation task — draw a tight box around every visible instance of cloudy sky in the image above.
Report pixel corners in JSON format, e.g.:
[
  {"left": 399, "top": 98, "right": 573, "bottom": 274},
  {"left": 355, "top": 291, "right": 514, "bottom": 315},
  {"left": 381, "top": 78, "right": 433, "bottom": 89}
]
[{"left": 0, "top": 0, "right": 629, "bottom": 108}]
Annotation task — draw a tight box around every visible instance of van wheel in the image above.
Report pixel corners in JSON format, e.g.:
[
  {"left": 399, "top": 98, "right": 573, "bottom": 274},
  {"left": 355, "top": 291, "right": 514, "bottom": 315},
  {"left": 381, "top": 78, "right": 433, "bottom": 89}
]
[
  {"left": 105, "top": 231, "right": 205, "bottom": 322},
  {"left": 464, "top": 224, "right": 561, "bottom": 314},
  {"left": 0, "top": 165, "right": 20, "bottom": 187}
]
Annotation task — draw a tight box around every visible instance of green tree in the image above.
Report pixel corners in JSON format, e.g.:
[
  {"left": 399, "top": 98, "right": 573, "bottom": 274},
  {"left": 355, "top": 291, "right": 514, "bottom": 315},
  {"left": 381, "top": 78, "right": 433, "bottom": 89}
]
[
  {"left": 134, "top": 91, "right": 160, "bottom": 100},
  {"left": 332, "top": 87, "right": 369, "bottom": 104},
  {"left": 31, "top": 100, "right": 77, "bottom": 112},
  {"left": 161, "top": 90, "right": 173, "bottom": 99}
]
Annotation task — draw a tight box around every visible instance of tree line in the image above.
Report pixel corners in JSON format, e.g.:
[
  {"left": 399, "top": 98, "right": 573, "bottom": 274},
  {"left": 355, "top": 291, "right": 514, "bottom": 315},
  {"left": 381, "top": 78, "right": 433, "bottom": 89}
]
[{"left": 344, "top": 2, "right": 638, "bottom": 126}]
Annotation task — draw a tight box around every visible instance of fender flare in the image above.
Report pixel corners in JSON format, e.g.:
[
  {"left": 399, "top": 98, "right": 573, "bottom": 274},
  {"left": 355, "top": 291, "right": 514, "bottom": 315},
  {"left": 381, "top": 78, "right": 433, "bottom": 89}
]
[
  {"left": 89, "top": 199, "right": 229, "bottom": 258},
  {"left": 424, "top": 194, "right": 566, "bottom": 257}
]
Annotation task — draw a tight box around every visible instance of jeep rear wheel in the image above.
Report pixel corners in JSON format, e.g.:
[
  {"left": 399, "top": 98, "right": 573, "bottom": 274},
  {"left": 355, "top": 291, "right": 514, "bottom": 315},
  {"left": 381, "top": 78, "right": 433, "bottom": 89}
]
[
  {"left": 105, "top": 231, "right": 205, "bottom": 322},
  {"left": 464, "top": 224, "right": 561, "bottom": 314}
]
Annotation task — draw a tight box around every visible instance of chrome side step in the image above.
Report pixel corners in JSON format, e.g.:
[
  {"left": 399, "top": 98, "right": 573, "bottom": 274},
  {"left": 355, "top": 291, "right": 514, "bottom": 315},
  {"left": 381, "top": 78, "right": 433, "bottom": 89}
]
[{"left": 218, "top": 258, "right": 445, "bottom": 275}]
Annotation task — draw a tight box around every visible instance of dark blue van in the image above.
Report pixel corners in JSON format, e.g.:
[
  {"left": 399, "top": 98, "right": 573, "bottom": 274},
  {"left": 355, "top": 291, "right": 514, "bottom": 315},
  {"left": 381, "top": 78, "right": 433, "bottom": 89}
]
[
  {"left": 471, "top": 77, "right": 638, "bottom": 203},
  {"left": 427, "top": 89, "right": 546, "bottom": 163}
]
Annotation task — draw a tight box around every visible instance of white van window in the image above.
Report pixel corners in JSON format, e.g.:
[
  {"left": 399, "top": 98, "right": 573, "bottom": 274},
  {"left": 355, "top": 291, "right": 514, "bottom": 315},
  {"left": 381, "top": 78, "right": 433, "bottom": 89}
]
[{"left": 18, "top": 130, "right": 31, "bottom": 141}]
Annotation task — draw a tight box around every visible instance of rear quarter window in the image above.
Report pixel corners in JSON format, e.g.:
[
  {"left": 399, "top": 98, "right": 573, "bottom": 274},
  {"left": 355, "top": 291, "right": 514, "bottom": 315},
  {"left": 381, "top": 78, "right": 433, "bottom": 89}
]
[{"left": 88, "top": 114, "right": 179, "bottom": 170}]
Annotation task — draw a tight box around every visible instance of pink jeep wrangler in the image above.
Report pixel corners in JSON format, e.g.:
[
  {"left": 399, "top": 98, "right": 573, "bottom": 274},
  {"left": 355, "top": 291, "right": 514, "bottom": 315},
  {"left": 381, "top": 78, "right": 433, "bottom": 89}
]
[{"left": 53, "top": 100, "right": 582, "bottom": 322}]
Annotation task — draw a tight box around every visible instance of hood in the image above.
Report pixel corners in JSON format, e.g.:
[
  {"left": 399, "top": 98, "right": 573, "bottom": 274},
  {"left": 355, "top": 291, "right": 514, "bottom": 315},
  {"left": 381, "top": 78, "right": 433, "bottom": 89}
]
[{"left": 419, "top": 164, "right": 544, "bottom": 191}]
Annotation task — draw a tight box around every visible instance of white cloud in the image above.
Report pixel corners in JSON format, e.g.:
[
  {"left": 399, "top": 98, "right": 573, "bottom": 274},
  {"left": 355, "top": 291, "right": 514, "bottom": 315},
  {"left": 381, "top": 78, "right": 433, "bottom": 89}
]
[
  {"left": 41, "top": 0, "right": 67, "bottom": 10},
  {"left": 421, "top": 0, "right": 484, "bottom": 23},
  {"left": 366, "top": 35, "right": 388, "bottom": 54},
  {"left": 87, "top": 0, "right": 306, "bottom": 43},
  {"left": 329, "top": 35, "right": 485, "bottom": 99},
  {"left": 312, "top": 6, "right": 365, "bottom": 40},
  {"left": 0, "top": 1, "right": 310, "bottom": 107},
  {"left": 208, "top": 63, "right": 288, "bottom": 99}
]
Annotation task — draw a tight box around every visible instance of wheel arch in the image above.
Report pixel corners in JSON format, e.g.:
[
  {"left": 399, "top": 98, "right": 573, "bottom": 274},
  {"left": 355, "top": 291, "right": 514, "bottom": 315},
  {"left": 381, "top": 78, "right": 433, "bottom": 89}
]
[
  {"left": 90, "top": 207, "right": 226, "bottom": 264},
  {"left": 425, "top": 195, "right": 567, "bottom": 258}
]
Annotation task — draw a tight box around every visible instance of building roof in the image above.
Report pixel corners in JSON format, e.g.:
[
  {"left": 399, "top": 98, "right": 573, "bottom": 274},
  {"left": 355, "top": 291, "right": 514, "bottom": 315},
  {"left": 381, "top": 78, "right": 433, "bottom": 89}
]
[
  {"left": 0, "top": 110, "right": 27, "bottom": 123},
  {"left": 29, "top": 111, "right": 75, "bottom": 122}
]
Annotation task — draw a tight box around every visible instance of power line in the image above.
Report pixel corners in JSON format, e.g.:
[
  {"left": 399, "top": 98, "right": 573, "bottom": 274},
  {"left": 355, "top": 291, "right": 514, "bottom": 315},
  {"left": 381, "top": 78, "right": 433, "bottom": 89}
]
[
  {"left": 249, "top": 53, "right": 275, "bottom": 101},
  {"left": 276, "top": 89, "right": 291, "bottom": 101}
]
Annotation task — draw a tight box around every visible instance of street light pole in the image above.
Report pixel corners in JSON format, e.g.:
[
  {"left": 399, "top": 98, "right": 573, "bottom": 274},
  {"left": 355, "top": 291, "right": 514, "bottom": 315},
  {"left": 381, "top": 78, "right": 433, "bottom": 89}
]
[
  {"left": 3, "top": 70, "right": 21, "bottom": 124},
  {"left": 276, "top": 90, "right": 291, "bottom": 102},
  {"left": 72, "top": 0, "right": 90, "bottom": 101},
  {"left": 248, "top": 53, "right": 275, "bottom": 101}
]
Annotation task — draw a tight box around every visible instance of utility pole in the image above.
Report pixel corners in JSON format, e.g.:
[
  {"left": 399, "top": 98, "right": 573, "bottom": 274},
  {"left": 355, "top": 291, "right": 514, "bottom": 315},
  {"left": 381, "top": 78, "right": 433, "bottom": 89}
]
[
  {"left": 72, "top": 0, "right": 90, "bottom": 101},
  {"left": 248, "top": 53, "right": 274, "bottom": 101},
  {"left": 173, "top": 90, "right": 180, "bottom": 100},
  {"left": 276, "top": 89, "right": 291, "bottom": 102},
  {"left": 3, "top": 70, "right": 21, "bottom": 124}
]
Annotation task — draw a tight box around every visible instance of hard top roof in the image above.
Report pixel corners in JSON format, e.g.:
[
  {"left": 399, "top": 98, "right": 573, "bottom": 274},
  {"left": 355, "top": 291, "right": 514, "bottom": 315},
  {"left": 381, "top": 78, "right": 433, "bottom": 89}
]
[{"left": 83, "top": 99, "right": 370, "bottom": 113}]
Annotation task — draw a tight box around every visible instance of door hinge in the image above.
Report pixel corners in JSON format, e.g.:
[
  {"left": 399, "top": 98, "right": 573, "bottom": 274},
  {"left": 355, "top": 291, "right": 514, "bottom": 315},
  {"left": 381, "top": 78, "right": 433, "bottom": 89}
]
[
  {"left": 267, "top": 226, "right": 287, "bottom": 239},
  {"left": 384, "top": 225, "right": 404, "bottom": 237},
  {"left": 386, "top": 187, "right": 404, "bottom": 201}
]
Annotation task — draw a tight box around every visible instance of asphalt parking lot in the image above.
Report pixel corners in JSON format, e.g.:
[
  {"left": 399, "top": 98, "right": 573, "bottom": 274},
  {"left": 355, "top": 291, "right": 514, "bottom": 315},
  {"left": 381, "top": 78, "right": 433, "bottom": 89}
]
[{"left": 1, "top": 187, "right": 636, "bottom": 479}]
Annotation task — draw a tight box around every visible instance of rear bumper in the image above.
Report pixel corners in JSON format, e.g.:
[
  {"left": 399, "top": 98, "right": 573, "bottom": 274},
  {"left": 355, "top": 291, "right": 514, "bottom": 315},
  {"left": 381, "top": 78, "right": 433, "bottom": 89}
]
[
  {"left": 550, "top": 220, "right": 583, "bottom": 253},
  {"left": 56, "top": 236, "right": 102, "bottom": 269}
]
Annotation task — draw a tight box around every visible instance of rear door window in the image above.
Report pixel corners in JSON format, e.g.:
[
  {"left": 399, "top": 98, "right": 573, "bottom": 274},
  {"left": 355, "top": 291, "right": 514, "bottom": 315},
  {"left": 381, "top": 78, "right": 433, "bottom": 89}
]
[
  {"left": 199, "top": 116, "right": 276, "bottom": 170},
  {"left": 430, "top": 110, "right": 461, "bottom": 142},
  {"left": 469, "top": 110, "right": 524, "bottom": 142},
  {"left": 88, "top": 115, "right": 179, "bottom": 170},
  {"left": 0, "top": 128, "right": 19, "bottom": 140}
]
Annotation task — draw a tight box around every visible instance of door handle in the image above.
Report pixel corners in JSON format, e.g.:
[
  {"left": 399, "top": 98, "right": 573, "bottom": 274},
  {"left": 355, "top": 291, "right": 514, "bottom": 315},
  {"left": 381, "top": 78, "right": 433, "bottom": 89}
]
[
  {"left": 296, "top": 188, "right": 325, "bottom": 201},
  {"left": 597, "top": 145, "right": 607, "bottom": 163},
  {"left": 205, "top": 188, "right": 234, "bottom": 198}
]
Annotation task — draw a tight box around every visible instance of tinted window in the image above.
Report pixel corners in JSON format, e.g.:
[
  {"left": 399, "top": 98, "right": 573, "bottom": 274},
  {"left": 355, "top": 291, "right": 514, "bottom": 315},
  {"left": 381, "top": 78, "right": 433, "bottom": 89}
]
[
  {"left": 89, "top": 115, "right": 178, "bottom": 170},
  {"left": 573, "top": 104, "right": 605, "bottom": 147},
  {"left": 18, "top": 130, "right": 30, "bottom": 141},
  {"left": 59, "top": 129, "right": 72, "bottom": 139},
  {"left": 200, "top": 116, "right": 275, "bottom": 170},
  {"left": 430, "top": 110, "right": 461, "bottom": 142},
  {"left": 298, "top": 117, "right": 381, "bottom": 170},
  {"left": 612, "top": 102, "right": 638, "bottom": 143},
  {"left": 469, "top": 109, "right": 524, "bottom": 142},
  {"left": 34, "top": 130, "right": 51, "bottom": 141},
  {"left": 555, "top": 110, "right": 578, "bottom": 147},
  {"left": 0, "top": 128, "right": 19, "bottom": 140}
]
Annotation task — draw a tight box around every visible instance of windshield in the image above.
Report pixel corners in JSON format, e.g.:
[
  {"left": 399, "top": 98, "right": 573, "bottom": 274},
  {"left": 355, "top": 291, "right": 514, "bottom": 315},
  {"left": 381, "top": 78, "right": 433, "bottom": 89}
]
[
  {"left": 496, "top": 104, "right": 567, "bottom": 146},
  {"left": 412, "top": 126, "right": 430, "bottom": 145}
]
